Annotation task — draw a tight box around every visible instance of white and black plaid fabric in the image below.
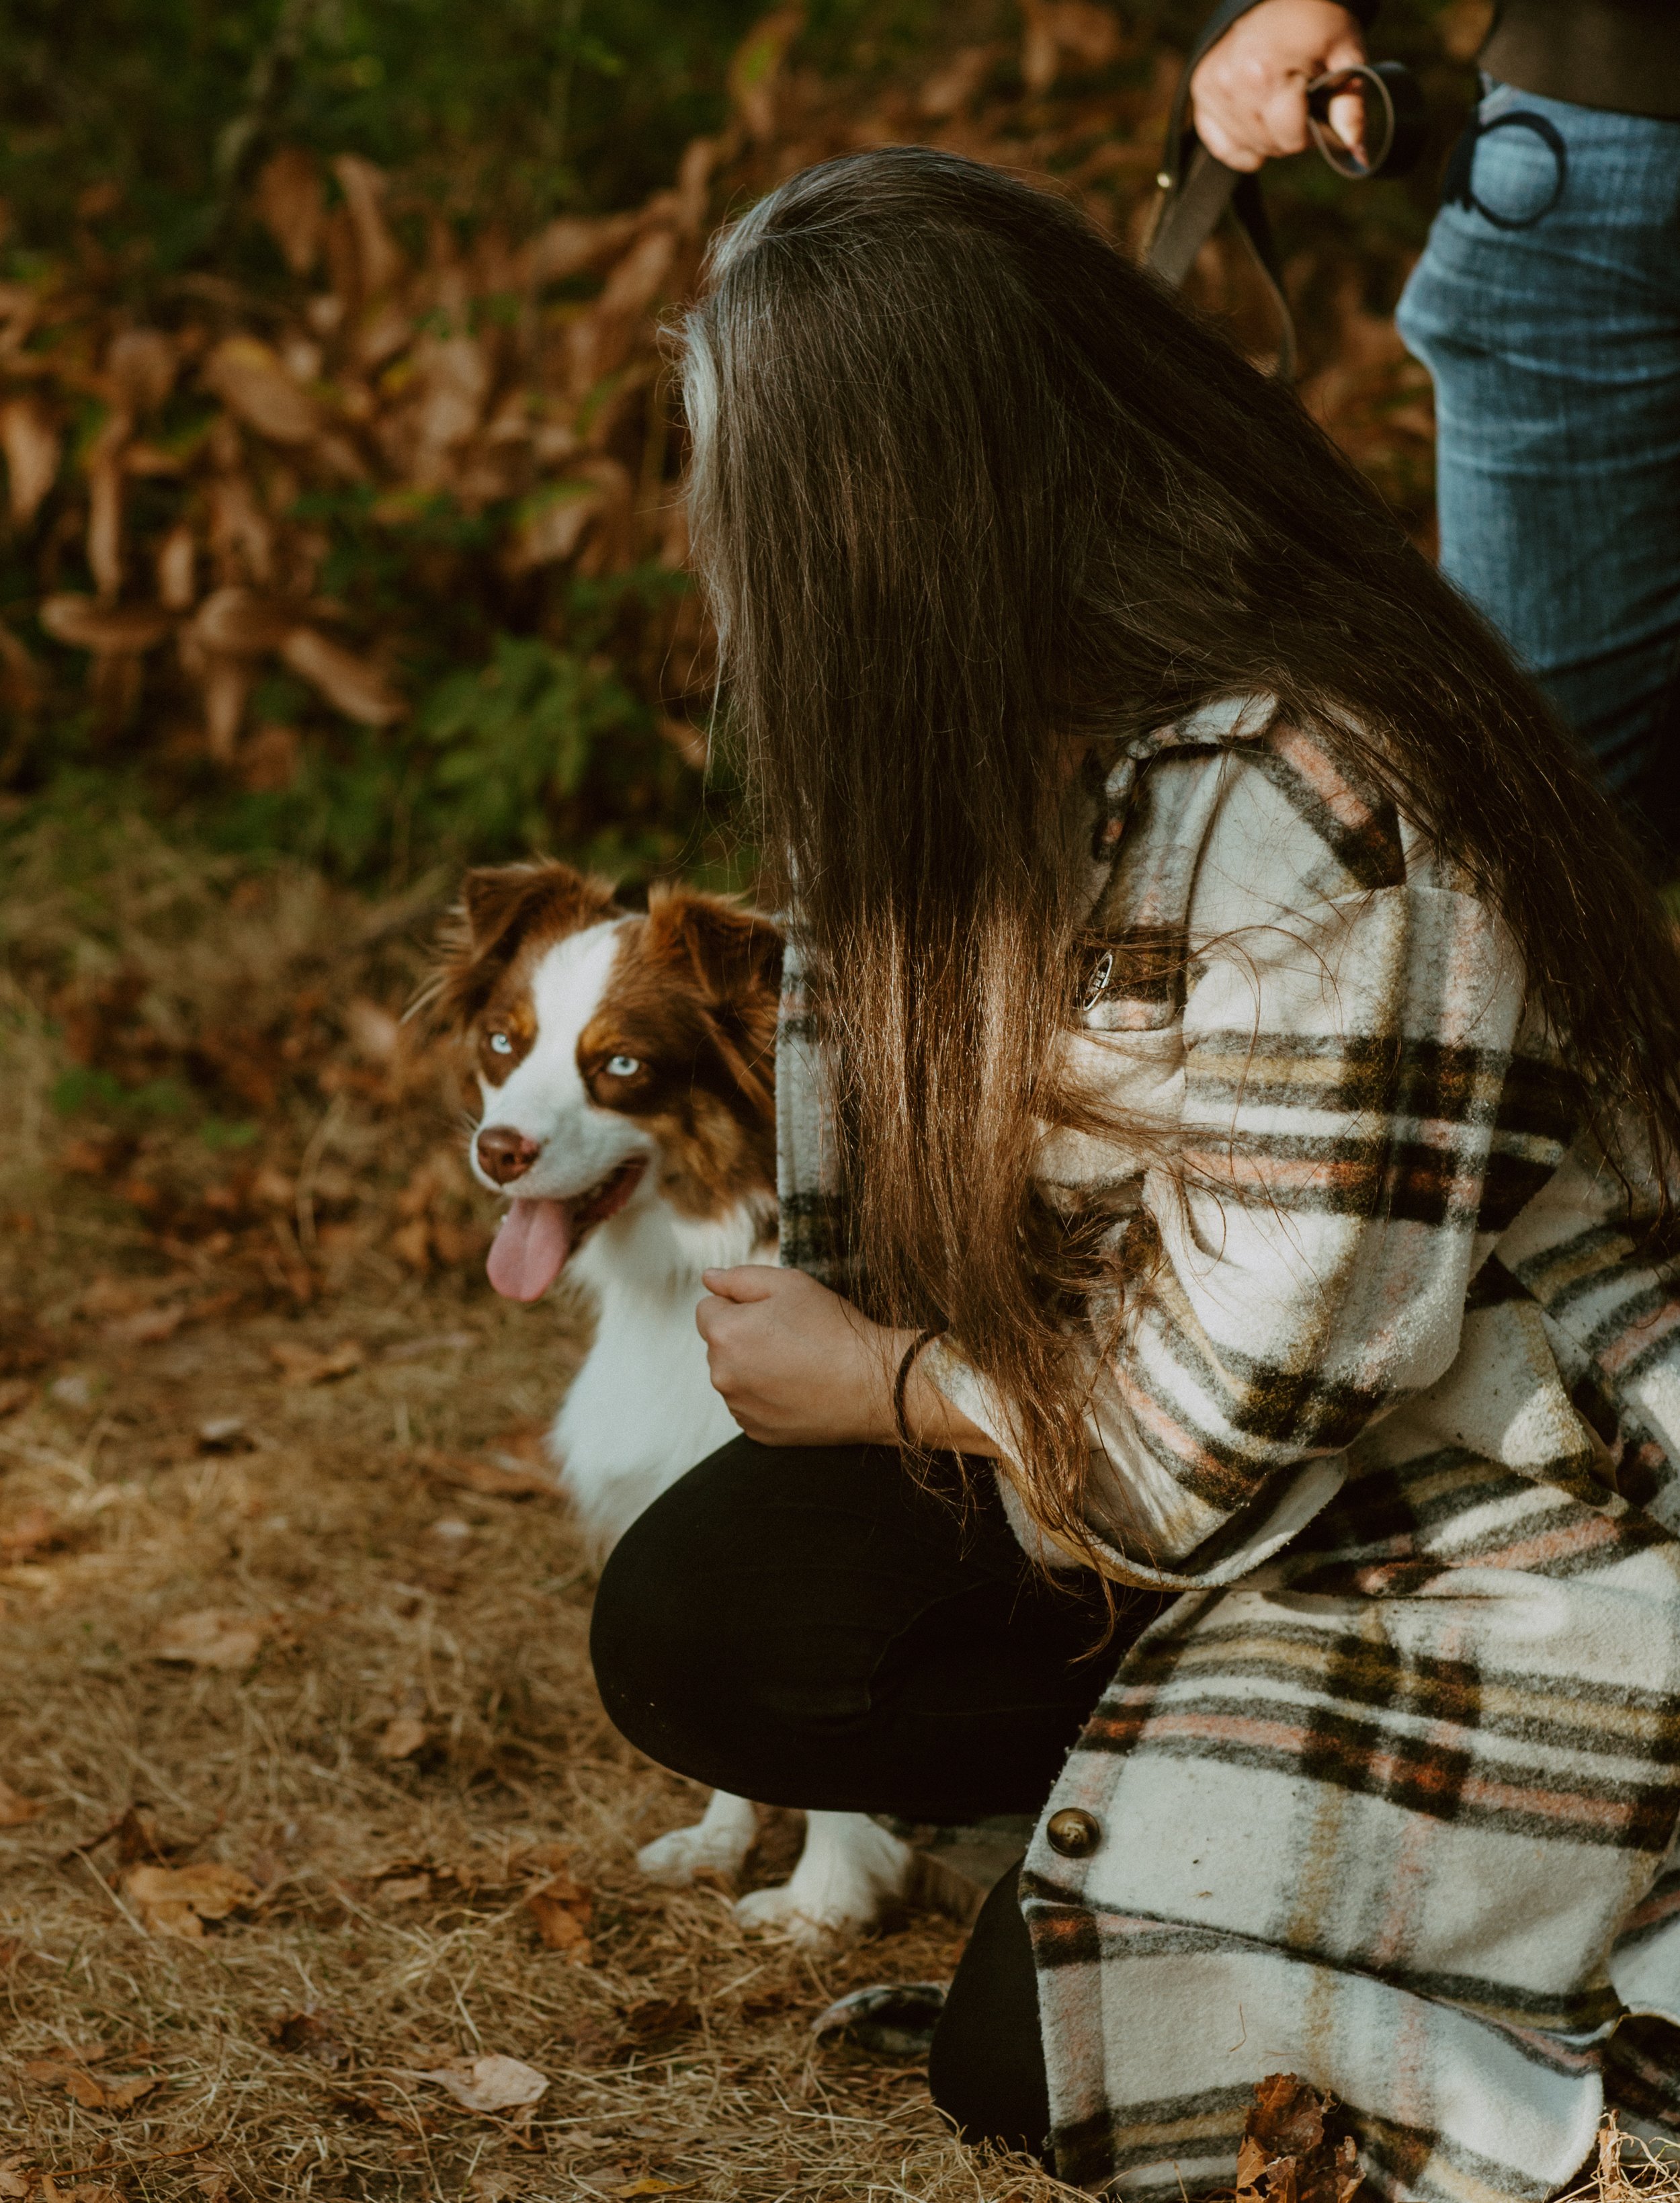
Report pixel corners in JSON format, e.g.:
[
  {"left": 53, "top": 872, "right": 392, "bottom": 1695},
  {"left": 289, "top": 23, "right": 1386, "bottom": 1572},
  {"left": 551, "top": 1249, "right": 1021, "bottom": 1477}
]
[{"left": 778, "top": 698, "right": 1680, "bottom": 2200}]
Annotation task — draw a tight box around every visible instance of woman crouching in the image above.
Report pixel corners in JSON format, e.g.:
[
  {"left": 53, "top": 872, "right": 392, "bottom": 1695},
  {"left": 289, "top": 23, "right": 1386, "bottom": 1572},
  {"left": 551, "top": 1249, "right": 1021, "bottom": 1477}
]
[{"left": 591, "top": 146, "right": 1680, "bottom": 2198}]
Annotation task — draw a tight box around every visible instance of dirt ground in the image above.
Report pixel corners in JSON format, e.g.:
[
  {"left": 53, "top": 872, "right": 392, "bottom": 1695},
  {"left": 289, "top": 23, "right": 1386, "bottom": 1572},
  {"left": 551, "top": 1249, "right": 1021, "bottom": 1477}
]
[
  {"left": 3, "top": 821, "right": 1675, "bottom": 2203},
  {"left": 0, "top": 823, "right": 1081, "bottom": 2202}
]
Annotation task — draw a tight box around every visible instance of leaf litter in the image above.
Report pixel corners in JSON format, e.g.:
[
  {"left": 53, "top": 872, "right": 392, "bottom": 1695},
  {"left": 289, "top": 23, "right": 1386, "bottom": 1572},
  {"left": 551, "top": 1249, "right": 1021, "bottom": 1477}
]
[
  {"left": 0, "top": 9, "right": 1650, "bottom": 2201},
  {"left": 409, "top": 2053, "right": 550, "bottom": 2114},
  {"left": 0, "top": 1779, "right": 44, "bottom": 1826},
  {"left": 0, "top": 829, "right": 1070, "bottom": 2203},
  {"left": 121, "top": 1862, "right": 262, "bottom": 1936}
]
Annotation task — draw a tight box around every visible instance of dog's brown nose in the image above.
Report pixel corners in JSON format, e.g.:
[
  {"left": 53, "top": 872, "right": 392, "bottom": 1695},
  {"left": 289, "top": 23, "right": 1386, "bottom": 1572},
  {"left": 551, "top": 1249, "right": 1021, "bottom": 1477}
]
[{"left": 476, "top": 1126, "right": 542, "bottom": 1185}]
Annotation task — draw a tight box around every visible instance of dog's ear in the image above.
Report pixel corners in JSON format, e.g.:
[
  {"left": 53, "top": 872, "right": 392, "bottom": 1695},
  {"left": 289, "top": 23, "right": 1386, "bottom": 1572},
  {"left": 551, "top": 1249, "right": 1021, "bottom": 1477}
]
[
  {"left": 460, "top": 865, "right": 552, "bottom": 950},
  {"left": 423, "top": 861, "right": 619, "bottom": 1031},
  {"left": 645, "top": 888, "right": 784, "bottom": 1013}
]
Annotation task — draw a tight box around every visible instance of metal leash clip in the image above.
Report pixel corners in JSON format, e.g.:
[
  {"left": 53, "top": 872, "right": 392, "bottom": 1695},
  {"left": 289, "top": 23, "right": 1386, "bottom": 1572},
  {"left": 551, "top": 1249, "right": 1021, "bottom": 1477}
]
[{"left": 1145, "top": 53, "right": 1427, "bottom": 377}]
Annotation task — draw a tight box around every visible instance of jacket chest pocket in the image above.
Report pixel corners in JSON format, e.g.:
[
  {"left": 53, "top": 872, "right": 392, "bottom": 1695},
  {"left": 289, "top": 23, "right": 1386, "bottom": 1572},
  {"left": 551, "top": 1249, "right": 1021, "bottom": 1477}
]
[{"left": 1078, "top": 927, "right": 1189, "bottom": 1034}]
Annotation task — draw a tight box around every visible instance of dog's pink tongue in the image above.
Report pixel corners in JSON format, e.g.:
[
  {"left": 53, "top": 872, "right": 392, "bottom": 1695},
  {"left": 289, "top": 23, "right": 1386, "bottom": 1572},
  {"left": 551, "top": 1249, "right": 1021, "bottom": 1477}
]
[{"left": 486, "top": 1198, "right": 573, "bottom": 1302}]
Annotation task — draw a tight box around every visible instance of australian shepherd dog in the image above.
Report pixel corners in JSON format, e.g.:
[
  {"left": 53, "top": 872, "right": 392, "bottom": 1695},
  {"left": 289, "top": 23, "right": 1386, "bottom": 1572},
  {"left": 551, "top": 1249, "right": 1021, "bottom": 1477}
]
[{"left": 430, "top": 861, "right": 911, "bottom": 1943}]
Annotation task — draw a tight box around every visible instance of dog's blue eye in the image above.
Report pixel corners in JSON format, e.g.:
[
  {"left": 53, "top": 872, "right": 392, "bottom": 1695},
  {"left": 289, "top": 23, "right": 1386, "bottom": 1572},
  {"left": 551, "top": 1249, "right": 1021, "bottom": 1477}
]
[
  {"left": 606, "top": 1054, "right": 641, "bottom": 1077},
  {"left": 489, "top": 1032, "right": 513, "bottom": 1055}
]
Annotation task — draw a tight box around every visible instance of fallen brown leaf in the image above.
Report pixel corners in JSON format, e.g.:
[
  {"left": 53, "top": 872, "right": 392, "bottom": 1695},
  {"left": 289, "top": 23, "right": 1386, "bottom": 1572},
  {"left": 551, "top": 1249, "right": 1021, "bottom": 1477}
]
[
  {"left": 0, "top": 1379, "right": 32, "bottom": 1418},
  {"left": 108, "top": 328, "right": 175, "bottom": 412},
  {"left": 0, "top": 394, "right": 60, "bottom": 526},
  {"left": 378, "top": 1872, "right": 431, "bottom": 1903},
  {"left": 467, "top": 2175, "right": 528, "bottom": 2203},
  {"left": 280, "top": 626, "right": 403, "bottom": 727},
  {"left": 528, "top": 1889, "right": 590, "bottom": 1956},
  {"left": 155, "top": 519, "right": 196, "bottom": 608},
  {"left": 0, "top": 1507, "right": 71, "bottom": 1566},
  {"left": 190, "top": 584, "right": 300, "bottom": 655},
  {"left": 255, "top": 148, "right": 324, "bottom": 275},
  {"left": 1234, "top": 2075, "right": 1363, "bottom": 2203},
  {"left": 526, "top": 1861, "right": 593, "bottom": 1961},
  {"left": 0, "top": 1778, "right": 43, "bottom": 1826},
  {"left": 417, "top": 1449, "right": 557, "bottom": 1501},
  {"left": 374, "top": 1714, "right": 428, "bottom": 1761},
  {"left": 95, "top": 2073, "right": 159, "bottom": 2111},
  {"left": 269, "top": 1339, "right": 364, "bottom": 1385},
  {"left": 38, "top": 595, "right": 172, "bottom": 653},
  {"left": 411, "top": 2053, "right": 548, "bottom": 2114},
  {"left": 103, "top": 1303, "right": 185, "bottom": 1345},
  {"left": 1249, "top": 2073, "right": 1328, "bottom": 2159},
  {"left": 152, "top": 1610, "right": 278, "bottom": 1669},
  {"left": 515, "top": 1841, "right": 569, "bottom": 1872},
  {"left": 23, "top": 2059, "right": 158, "bottom": 2111},
  {"left": 115, "top": 1804, "right": 167, "bottom": 1864},
  {"left": 204, "top": 336, "right": 319, "bottom": 446},
  {"left": 269, "top": 2009, "right": 349, "bottom": 2067},
  {"left": 621, "top": 1997, "right": 700, "bottom": 2048},
  {"left": 333, "top": 153, "right": 404, "bottom": 295},
  {"left": 122, "top": 1861, "right": 260, "bottom": 1937}
]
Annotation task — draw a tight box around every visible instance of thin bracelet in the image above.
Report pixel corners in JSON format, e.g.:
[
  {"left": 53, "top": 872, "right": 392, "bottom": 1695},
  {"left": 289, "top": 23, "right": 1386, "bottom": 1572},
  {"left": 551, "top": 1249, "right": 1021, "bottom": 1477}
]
[{"left": 892, "top": 1326, "right": 947, "bottom": 1448}]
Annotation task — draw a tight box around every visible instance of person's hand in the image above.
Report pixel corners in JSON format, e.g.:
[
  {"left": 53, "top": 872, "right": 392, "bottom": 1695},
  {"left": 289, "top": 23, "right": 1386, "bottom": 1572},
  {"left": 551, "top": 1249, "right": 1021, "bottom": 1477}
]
[
  {"left": 696, "top": 1265, "right": 996, "bottom": 1454},
  {"left": 1189, "top": 0, "right": 1366, "bottom": 173}
]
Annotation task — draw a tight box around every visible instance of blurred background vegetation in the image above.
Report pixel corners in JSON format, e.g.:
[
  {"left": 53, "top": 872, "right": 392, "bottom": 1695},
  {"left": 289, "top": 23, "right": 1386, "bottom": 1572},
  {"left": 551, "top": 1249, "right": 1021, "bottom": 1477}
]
[{"left": 0, "top": 0, "right": 1487, "bottom": 899}]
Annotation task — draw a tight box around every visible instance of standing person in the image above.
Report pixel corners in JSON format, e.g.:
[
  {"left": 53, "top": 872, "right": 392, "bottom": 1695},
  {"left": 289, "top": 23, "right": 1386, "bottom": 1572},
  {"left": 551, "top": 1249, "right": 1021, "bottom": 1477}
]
[
  {"left": 1187, "top": 0, "right": 1680, "bottom": 865},
  {"left": 588, "top": 148, "right": 1680, "bottom": 2198}
]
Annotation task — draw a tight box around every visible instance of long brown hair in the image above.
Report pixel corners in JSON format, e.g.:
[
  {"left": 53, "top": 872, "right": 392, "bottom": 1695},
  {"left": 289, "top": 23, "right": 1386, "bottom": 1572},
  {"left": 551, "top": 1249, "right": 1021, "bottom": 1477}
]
[{"left": 679, "top": 145, "right": 1680, "bottom": 1573}]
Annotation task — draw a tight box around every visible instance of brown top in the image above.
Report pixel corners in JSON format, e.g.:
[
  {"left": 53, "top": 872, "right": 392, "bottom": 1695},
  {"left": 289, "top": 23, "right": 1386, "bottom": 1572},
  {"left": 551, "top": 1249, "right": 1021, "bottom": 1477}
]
[{"left": 1480, "top": 0, "right": 1680, "bottom": 120}]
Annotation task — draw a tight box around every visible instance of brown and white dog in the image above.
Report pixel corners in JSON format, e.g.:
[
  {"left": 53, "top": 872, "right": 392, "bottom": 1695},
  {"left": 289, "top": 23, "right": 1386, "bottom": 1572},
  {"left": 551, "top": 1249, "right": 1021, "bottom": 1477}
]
[{"left": 431, "top": 861, "right": 911, "bottom": 1942}]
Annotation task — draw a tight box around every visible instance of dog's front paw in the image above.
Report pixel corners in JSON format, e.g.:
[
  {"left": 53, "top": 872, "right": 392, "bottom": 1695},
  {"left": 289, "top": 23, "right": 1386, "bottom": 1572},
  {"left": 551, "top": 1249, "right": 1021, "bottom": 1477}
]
[
  {"left": 636, "top": 1789, "right": 758, "bottom": 1886},
  {"left": 637, "top": 1822, "right": 747, "bottom": 1884},
  {"left": 732, "top": 1878, "right": 864, "bottom": 1948},
  {"left": 733, "top": 1811, "right": 911, "bottom": 1948}
]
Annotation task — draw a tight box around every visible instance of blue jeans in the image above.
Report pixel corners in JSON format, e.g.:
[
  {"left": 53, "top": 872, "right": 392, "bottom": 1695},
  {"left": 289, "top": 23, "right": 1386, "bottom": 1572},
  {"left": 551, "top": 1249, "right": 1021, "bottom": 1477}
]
[{"left": 1396, "top": 83, "right": 1680, "bottom": 854}]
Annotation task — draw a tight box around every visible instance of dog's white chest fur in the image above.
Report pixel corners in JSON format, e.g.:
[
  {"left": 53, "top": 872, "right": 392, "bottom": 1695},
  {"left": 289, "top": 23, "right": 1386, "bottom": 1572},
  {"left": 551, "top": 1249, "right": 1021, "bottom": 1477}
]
[{"left": 555, "top": 1204, "right": 764, "bottom": 1555}]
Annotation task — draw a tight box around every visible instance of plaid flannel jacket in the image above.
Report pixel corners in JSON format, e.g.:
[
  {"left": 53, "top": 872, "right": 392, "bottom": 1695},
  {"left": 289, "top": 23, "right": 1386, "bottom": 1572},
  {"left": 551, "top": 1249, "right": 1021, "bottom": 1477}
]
[{"left": 777, "top": 698, "right": 1680, "bottom": 2200}]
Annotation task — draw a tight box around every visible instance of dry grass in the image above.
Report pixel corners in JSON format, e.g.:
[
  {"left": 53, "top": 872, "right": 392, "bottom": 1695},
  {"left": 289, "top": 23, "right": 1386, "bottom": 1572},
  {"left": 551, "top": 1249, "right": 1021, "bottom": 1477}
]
[
  {"left": 0, "top": 821, "right": 1091, "bottom": 2201},
  {"left": 1567, "top": 2126, "right": 1680, "bottom": 2203},
  {"left": 1, "top": 821, "right": 1669, "bottom": 2203}
]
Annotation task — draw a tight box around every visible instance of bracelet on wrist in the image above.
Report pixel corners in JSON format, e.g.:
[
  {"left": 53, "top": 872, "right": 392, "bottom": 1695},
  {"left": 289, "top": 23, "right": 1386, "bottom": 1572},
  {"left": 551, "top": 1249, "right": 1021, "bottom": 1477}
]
[{"left": 892, "top": 1325, "right": 948, "bottom": 1448}]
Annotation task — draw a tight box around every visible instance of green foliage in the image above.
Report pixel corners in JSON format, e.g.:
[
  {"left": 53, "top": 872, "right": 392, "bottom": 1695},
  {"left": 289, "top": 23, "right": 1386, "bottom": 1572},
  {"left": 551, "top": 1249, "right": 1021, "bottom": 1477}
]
[
  {"left": 151, "top": 569, "right": 728, "bottom": 890},
  {"left": 0, "top": 0, "right": 767, "bottom": 266},
  {"left": 419, "top": 634, "right": 644, "bottom": 853},
  {"left": 198, "top": 1117, "right": 261, "bottom": 1151},
  {"left": 51, "top": 1065, "right": 192, "bottom": 1119}
]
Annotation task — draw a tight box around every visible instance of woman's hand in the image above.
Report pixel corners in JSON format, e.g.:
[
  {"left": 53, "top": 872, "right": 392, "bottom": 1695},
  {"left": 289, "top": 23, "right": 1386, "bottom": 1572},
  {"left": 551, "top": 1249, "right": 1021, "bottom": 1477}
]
[
  {"left": 1189, "top": 0, "right": 1366, "bottom": 172},
  {"left": 696, "top": 1265, "right": 997, "bottom": 1454}
]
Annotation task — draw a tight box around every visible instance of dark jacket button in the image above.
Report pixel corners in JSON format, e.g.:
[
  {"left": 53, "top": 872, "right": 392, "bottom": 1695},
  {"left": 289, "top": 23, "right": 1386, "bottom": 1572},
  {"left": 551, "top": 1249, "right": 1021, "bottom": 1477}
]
[{"left": 1046, "top": 1807, "right": 1101, "bottom": 1858}]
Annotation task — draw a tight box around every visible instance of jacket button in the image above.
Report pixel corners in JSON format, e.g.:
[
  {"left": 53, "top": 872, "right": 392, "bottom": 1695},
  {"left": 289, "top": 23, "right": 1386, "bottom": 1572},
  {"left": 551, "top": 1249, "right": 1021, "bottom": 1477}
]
[{"left": 1046, "top": 1808, "right": 1101, "bottom": 1858}]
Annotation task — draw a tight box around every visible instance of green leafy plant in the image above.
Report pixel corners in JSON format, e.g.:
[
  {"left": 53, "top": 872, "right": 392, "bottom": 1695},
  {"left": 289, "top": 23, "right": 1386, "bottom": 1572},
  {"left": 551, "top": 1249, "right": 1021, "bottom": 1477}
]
[{"left": 419, "top": 632, "right": 650, "bottom": 854}]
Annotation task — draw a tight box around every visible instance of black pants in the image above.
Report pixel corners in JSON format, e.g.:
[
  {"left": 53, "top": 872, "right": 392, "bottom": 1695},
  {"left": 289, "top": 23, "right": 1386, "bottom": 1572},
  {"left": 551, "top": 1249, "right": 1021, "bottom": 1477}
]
[{"left": 590, "top": 1437, "right": 1171, "bottom": 2157}]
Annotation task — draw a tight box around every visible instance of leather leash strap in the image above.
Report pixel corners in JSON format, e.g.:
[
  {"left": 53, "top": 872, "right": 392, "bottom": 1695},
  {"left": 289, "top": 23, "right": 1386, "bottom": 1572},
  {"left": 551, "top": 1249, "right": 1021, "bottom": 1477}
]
[
  {"left": 1143, "top": 32, "right": 1423, "bottom": 382},
  {"left": 1144, "top": 144, "right": 1295, "bottom": 378}
]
